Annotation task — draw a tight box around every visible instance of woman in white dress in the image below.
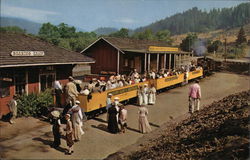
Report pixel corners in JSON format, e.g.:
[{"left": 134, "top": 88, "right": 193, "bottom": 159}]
[
  {"left": 137, "top": 86, "right": 143, "bottom": 106},
  {"left": 70, "top": 100, "right": 84, "bottom": 141},
  {"left": 142, "top": 84, "right": 149, "bottom": 105},
  {"left": 148, "top": 84, "right": 156, "bottom": 105},
  {"left": 138, "top": 105, "right": 152, "bottom": 134}
]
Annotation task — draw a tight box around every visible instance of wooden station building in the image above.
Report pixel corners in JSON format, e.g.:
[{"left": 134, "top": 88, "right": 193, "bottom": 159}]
[
  {"left": 81, "top": 37, "right": 192, "bottom": 75},
  {"left": 0, "top": 32, "right": 94, "bottom": 117}
]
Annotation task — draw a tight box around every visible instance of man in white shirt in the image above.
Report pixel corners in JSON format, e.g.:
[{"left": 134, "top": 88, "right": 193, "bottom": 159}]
[
  {"left": 54, "top": 81, "right": 63, "bottom": 107},
  {"left": 8, "top": 95, "right": 18, "bottom": 124}
]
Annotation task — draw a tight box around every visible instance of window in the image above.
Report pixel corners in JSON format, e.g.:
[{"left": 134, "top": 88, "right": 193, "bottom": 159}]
[
  {"left": 124, "top": 58, "right": 129, "bottom": 67},
  {"left": 0, "top": 80, "right": 11, "bottom": 98},
  {"left": 129, "top": 59, "right": 135, "bottom": 68},
  {"left": 15, "top": 73, "right": 26, "bottom": 95},
  {"left": 40, "top": 74, "right": 55, "bottom": 92}
]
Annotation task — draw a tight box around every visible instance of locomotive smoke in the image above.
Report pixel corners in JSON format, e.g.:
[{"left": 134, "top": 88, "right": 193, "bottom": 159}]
[{"left": 193, "top": 39, "right": 207, "bottom": 56}]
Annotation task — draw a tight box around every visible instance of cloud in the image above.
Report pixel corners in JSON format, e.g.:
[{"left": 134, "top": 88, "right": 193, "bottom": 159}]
[
  {"left": 1, "top": 5, "right": 59, "bottom": 22},
  {"left": 114, "top": 17, "right": 137, "bottom": 24}
]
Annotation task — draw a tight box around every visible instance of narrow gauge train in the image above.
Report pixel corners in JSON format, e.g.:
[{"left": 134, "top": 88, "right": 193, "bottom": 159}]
[
  {"left": 197, "top": 56, "right": 216, "bottom": 76},
  {"left": 57, "top": 69, "right": 203, "bottom": 118}
]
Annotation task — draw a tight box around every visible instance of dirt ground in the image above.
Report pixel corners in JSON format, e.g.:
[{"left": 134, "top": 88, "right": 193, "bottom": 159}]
[
  {"left": 106, "top": 90, "right": 249, "bottom": 160},
  {"left": 0, "top": 72, "right": 249, "bottom": 159}
]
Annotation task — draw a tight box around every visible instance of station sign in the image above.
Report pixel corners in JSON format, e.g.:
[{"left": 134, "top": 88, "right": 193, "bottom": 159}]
[
  {"left": 149, "top": 46, "right": 179, "bottom": 52},
  {"left": 11, "top": 51, "right": 45, "bottom": 56},
  {"left": 0, "top": 77, "right": 13, "bottom": 82},
  {"left": 108, "top": 86, "right": 138, "bottom": 96}
]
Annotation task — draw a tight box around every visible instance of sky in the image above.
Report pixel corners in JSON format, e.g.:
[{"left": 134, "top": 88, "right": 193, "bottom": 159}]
[{"left": 1, "top": 0, "right": 248, "bottom": 31}]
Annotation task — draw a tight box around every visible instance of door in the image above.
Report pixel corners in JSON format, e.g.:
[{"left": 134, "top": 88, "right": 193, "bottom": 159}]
[
  {"left": 134, "top": 56, "right": 141, "bottom": 73},
  {"left": 40, "top": 74, "right": 55, "bottom": 92}
]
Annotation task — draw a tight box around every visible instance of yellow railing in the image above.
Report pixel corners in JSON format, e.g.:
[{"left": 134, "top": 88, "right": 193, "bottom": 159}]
[{"left": 58, "top": 69, "right": 203, "bottom": 113}]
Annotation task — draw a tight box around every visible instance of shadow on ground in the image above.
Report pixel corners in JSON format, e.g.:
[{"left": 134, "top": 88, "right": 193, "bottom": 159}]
[
  {"left": 91, "top": 124, "right": 109, "bottom": 133},
  {"left": 32, "top": 137, "right": 65, "bottom": 153}
]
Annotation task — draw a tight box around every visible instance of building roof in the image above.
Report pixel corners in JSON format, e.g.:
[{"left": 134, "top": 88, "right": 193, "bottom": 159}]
[
  {"left": 81, "top": 37, "right": 190, "bottom": 54},
  {"left": 104, "top": 37, "right": 170, "bottom": 50},
  {"left": 0, "top": 32, "right": 95, "bottom": 68}
]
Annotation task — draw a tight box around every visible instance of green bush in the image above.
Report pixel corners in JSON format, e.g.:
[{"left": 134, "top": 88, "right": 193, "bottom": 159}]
[{"left": 17, "top": 89, "right": 53, "bottom": 117}]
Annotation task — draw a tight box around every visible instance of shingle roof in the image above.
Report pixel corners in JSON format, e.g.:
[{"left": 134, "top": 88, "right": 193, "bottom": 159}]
[
  {"left": 81, "top": 37, "right": 189, "bottom": 54},
  {"left": 103, "top": 37, "right": 170, "bottom": 50},
  {"left": 0, "top": 32, "right": 95, "bottom": 68}
]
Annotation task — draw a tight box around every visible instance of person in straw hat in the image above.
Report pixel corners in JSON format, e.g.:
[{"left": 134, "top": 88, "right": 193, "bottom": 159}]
[
  {"left": 51, "top": 110, "right": 62, "bottom": 148},
  {"left": 65, "top": 76, "right": 79, "bottom": 106},
  {"left": 142, "top": 84, "right": 149, "bottom": 105},
  {"left": 137, "top": 85, "right": 143, "bottom": 106},
  {"left": 65, "top": 114, "right": 74, "bottom": 155},
  {"left": 106, "top": 93, "right": 112, "bottom": 121},
  {"left": 107, "top": 97, "right": 120, "bottom": 134},
  {"left": 138, "top": 105, "right": 152, "bottom": 134},
  {"left": 113, "top": 97, "right": 121, "bottom": 121},
  {"left": 148, "top": 84, "right": 156, "bottom": 105},
  {"left": 69, "top": 100, "right": 84, "bottom": 142}
]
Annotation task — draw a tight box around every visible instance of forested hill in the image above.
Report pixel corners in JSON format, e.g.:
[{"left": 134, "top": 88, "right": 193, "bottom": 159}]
[
  {"left": 0, "top": 17, "right": 42, "bottom": 34},
  {"left": 134, "top": 3, "right": 250, "bottom": 35},
  {"left": 93, "top": 27, "right": 118, "bottom": 35}
]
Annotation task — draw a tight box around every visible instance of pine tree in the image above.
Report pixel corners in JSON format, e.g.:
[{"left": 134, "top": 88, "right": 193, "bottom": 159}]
[{"left": 236, "top": 26, "right": 247, "bottom": 45}]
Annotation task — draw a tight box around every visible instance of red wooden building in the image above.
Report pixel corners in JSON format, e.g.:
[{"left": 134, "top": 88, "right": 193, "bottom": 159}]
[
  {"left": 81, "top": 37, "right": 192, "bottom": 75},
  {"left": 0, "top": 32, "right": 94, "bottom": 117}
]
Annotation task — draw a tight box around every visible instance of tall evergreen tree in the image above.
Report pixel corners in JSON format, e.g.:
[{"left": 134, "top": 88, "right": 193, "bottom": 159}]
[
  {"left": 180, "top": 33, "right": 198, "bottom": 52},
  {"left": 236, "top": 26, "right": 247, "bottom": 45}
]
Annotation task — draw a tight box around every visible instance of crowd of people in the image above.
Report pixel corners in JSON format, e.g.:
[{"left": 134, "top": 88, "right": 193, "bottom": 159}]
[
  {"left": 3, "top": 63, "right": 202, "bottom": 155},
  {"left": 48, "top": 64, "right": 202, "bottom": 155},
  {"left": 106, "top": 95, "right": 152, "bottom": 134},
  {"left": 53, "top": 63, "right": 202, "bottom": 103},
  {"left": 50, "top": 99, "right": 86, "bottom": 155}
]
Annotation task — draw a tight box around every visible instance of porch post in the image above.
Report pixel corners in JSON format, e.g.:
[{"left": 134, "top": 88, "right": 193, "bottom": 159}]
[
  {"left": 180, "top": 54, "right": 182, "bottom": 66},
  {"left": 148, "top": 54, "right": 151, "bottom": 72},
  {"left": 163, "top": 53, "right": 166, "bottom": 69},
  {"left": 169, "top": 54, "right": 171, "bottom": 69},
  {"left": 156, "top": 53, "right": 159, "bottom": 72},
  {"left": 174, "top": 54, "right": 176, "bottom": 69},
  {"left": 117, "top": 50, "right": 120, "bottom": 74},
  {"left": 144, "top": 53, "right": 147, "bottom": 72},
  {"left": 25, "top": 69, "right": 28, "bottom": 95}
]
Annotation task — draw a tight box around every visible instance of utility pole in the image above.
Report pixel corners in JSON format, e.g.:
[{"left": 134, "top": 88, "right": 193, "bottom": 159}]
[{"left": 224, "top": 38, "right": 227, "bottom": 62}]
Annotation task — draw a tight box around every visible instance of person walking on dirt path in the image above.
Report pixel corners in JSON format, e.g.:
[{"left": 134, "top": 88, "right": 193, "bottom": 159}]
[
  {"left": 51, "top": 110, "right": 62, "bottom": 148},
  {"left": 65, "top": 114, "right": 74, "bottom": 155},
  {"left": 138, "top": 105, "right": 152, "bottom": 134},
  {"left": 148, "top": 84, "right": 156, "bottom": 105},
  {"left": 118, "top": 105, "right": 127, "bottom": 133},
  {"left": 106, "top": 93, "right": 112, "bottom": 121},
  {"left": 65, "top": 76, "right": 79, "bottom": 106},
  {"left": 107, "top": 104, "right": 119, "bottom": 134},
  {"left": 137, "top": 85, "right": 143, "bottom": 106},
  {"left": 70, "top": 100, "right": 84, "bottom": 142},
  {"left": 113, "top": 97, "right": 121, "bottom": 122},
  {"left": 8, "top": 95, "right": 18, "bottom": 124},
  {"left": 142, "top": 84, "right": 149, "bottom": 105},
  {"left": 188, "top": 79, "right": 201, "bottom": 114}
]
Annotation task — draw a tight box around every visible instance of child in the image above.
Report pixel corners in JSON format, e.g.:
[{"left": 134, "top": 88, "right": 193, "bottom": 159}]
[
  {"left": 119, "top": 105, "right": 128, "bottom": 133},
  {"left": 65, "top": 114, "right": 74, "bottom": 155},
  {"left": 51, "top": 110, "right": 61, "bottom": 148}
]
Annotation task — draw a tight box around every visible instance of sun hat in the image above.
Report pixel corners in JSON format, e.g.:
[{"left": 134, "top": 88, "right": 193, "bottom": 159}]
[
  {"left": 65, "top": 114, "right": 71, "bottom": 118},
  {"left": 68, "top": 76, "right": 74, "bottom": 81},
  {"left": 51, "top": 110, "right": 60, "bottom": 118},
  {"left": 76, "top": 100, "right": 80, "bottom": 104},
  {"left": 114, "top": 97, "right": 120, "bottom": 100}
]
